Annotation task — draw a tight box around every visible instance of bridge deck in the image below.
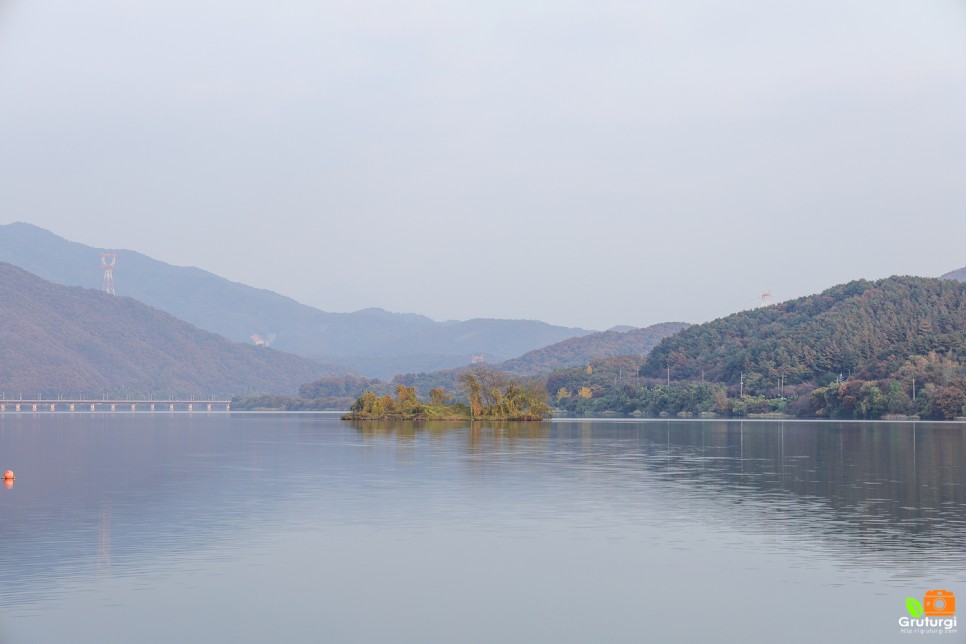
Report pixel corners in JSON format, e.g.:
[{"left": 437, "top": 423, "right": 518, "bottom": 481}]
[{"left": 0, "top": 400, "right": 231, "bottom": 412}]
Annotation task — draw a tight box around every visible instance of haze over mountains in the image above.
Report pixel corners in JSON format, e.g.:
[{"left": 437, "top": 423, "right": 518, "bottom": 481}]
[
  {"left": 942, "top": 266, "right": 966, "bottom": 282},
  {"left": 490, "top": 322, "right": 689, "bottom": 376},
  {"left": 0, "top": 263, "right": 338, "bottom": 397},
  {"left": 0, "top": 223, "right": 590, "bottom": 378},
  {"left": 7, "top": 221, "right": 959, "bottom": 402},
  {"left": 377, "top": 322, "right": 690, "bottom": 400}
]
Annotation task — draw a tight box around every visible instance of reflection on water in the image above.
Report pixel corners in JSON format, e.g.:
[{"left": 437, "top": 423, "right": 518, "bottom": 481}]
[
  {"left": 354, "top": 418, "right": 966, "bottom": 561},
  {"left": 0, "top": 414, "right": 963, "bottom": 643}
]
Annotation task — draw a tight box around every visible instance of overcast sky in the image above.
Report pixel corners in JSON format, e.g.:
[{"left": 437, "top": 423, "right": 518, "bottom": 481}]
[{"left": 1, "top": 1, "right": 964, "bottom": 330}]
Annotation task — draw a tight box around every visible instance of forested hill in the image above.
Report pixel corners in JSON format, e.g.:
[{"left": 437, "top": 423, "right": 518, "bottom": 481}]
[
  {"left": 0, "top": 222, "right": 590, "bottom": 377},
  {"left": 639, "top": 276, "right": 966, "bottom": 393},
  {"left": 494, "top": 322, "right": 689, "bottom": 376},
  {"left": 942, "top": 265, "right": 966, "bottom": 282},
  {"left": 371, "top": 322, "right": 688, "bottom": 402},
  {"left": 0, "top": 263, "right": 341, "bottom": 397}
]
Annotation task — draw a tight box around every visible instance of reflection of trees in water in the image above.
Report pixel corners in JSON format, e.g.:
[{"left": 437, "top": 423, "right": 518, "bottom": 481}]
[
  {"left": 348, "top": 420, "right": 551, "bottom": 446},
  {"left": 351, "top": 418, "right": 965, "bottom": 569},
  {"left": 348, "top": 419, "right": 471, "bottom": 440},
  {"left": 467, "top": 422, "right": 551, "bottom": 451},
  {"left": 553, "top": 420, "right": 966, "bottom": 567},
  {"left": 347, "top": 418, "right": 961, "bottom": 564}
]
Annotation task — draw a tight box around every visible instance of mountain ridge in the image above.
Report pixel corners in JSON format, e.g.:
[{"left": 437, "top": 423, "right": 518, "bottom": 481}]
[
  {"left": 0, "top": 222, "right": 592, "bottom": 377},
  {"left": 492, "top": 321, "right": 689, "bottom": 376},
  {"left": 0, "top": 262, "right": 340, "bottom": 397}
]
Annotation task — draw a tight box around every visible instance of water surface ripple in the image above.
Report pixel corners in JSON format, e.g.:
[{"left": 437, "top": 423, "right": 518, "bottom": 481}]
[{"left": 0, "top": 414, "right": 962, "bottom": 643}]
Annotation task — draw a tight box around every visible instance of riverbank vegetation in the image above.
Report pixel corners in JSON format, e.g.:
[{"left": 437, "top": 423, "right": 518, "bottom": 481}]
[{"left": 549, "top": 352, "right": 966, "bottom": 420}]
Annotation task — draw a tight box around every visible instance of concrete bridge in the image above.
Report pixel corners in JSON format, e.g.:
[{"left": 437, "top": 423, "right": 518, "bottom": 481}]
[{"left": 0, "top": 399, "right": 231, "bottom": 413}]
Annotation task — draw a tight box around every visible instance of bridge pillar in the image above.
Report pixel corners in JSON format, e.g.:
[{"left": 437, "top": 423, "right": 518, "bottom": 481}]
[
  {"left": 131, "top": 403, "right": 136, "bottom": 412},
  {"left": 15, "top": 404, "right": 21, "bottom": 412},
  {"left": 188, "top": 403, "right": 193, "bottom": 412},
  {"left": 0, "top": 404, "right": 5, "bottom": 412},
  {"left": 226, "top": 403, "right": 231, "bottom": 411},
  {"left": 32, "top": 404, "right": 37, "bottom": 412},
  {"left": 90, "top": 403, "right": 96, "bottom": 412},
  {"left": 111, "top": 403, "right": 116, "bottom": 412},
  {"left": 169, "top": 403, "right": 174, "bottom": 412},
  {"left": 207, "top": 403, "right": 212, "bottom": 412},
  {"left": 150, "top": 403, "right": 155, "bottom": 412},
  {"left": 70, "top": 403, "right": 75, "bottom": 412},
  {"left": 50, "top": 403, "right": 56, "bottom": 412}
]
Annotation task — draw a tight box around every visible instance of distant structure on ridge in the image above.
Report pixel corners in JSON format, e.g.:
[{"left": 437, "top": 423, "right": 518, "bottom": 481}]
[
  {"left": 101, "top": 252, "right": 117, "bottom": 295},
  {"left": 760, "top": 290, "right": 772, "bottom": 307},
  {"left": 251, "top": 333, "right": 276, "bottom": 347},
  {"left": 470, "top": 354, "right": 485, "bottom": 364}
]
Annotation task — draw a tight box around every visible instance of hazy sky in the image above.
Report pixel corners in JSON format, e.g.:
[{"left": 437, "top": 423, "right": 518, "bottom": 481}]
[{"left": 1, "top": 1, "right": 964, "bottom": 330}]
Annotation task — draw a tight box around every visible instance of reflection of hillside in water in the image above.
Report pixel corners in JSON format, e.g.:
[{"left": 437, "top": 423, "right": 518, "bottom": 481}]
[
  {"left": 357, "top": 418, "right": 966, "bottom": 573},
  {"left": 513, "top": 420, "right": 966, "bottom": 573}
]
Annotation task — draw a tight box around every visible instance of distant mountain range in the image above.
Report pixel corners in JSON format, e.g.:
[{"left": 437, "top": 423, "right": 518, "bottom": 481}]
[
  {"left": 0, "top": 223, "right": 591, "bottom": 378},
  {"left": 941, "top": 266, "right": 966, "bottom": 282},
  {"left": 0, "top": 263, "right": 340, "bottom": 397}
]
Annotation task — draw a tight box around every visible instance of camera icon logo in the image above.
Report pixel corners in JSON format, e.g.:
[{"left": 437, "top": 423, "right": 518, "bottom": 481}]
[{"left": 924, "top": 590, "right": 955, "bottom": 617}]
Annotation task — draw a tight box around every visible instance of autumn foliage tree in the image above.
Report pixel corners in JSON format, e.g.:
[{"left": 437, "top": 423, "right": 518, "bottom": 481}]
[
  {"left": 346, "top": 367, "right": 551, "bottom": 420},
  {"left": 457, "top": 367, "right": 551, "bottom": 420}
]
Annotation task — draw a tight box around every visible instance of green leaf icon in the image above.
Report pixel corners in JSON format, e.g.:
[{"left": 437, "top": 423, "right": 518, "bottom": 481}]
[{"left": 906, "top": 598, "right": 924, "bottom": 618}]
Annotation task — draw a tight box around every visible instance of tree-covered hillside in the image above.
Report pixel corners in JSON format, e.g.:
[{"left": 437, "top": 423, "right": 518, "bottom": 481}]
[
  {"left": 640, "top": 277, "right": 966, "bottom": 393},
  {"left": 0, "top": 263, "right": 340, "bottom": 397},
  {"left": 554, "top": 277, "right": 966, "bottom": 419},
  {"left": 494, "top": 322, "right": 688, "bottom": 375}
]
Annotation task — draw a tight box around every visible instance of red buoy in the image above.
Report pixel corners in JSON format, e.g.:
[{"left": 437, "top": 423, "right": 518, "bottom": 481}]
[{"left": 3, "top": 470, "right": 14, "bottom": 481}]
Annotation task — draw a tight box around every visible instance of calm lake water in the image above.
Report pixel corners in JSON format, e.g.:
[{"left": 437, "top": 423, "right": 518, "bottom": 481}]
[{"left": 0, "top": 414, "right": 963, "bottom": 643}]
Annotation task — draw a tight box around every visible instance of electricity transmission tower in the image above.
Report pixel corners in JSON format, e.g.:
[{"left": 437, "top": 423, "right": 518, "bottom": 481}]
[{"left": 101, "top": 252, "right": 117, "bottom": 295}]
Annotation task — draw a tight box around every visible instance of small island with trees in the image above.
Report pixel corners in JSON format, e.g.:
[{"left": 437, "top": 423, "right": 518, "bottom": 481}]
[{"left": 342, "top": 369, "right": 552, "bottom": 421}]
